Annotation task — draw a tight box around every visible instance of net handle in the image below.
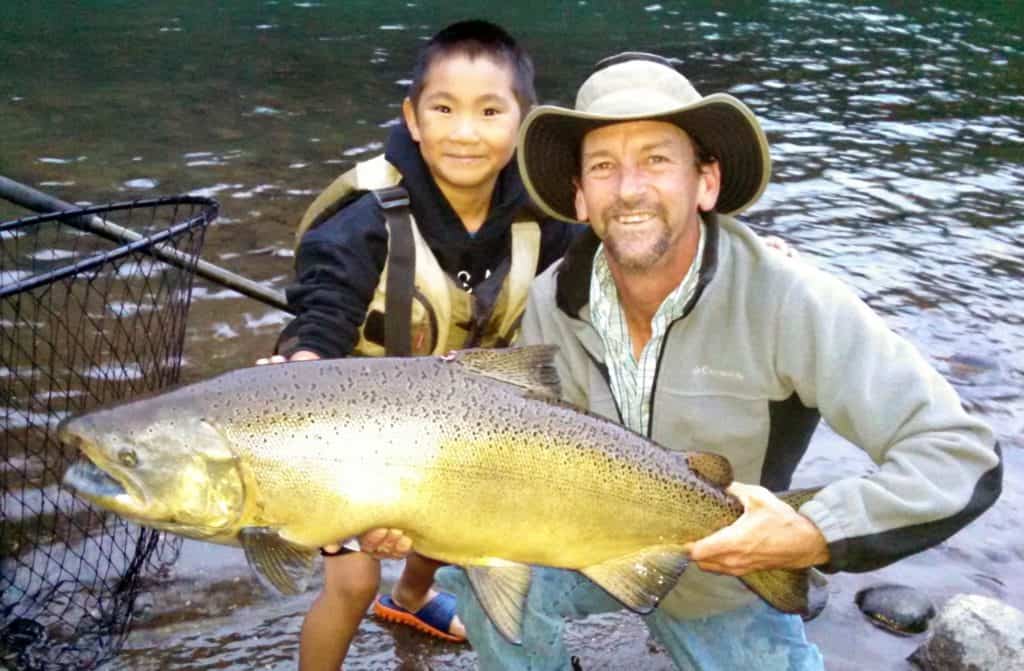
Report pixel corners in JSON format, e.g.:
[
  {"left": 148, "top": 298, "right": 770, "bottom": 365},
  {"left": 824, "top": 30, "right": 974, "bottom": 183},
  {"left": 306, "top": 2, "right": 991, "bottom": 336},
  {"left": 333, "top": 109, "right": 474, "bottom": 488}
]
[
  {"left": 0, "top": 209, "right": 206, "bottom": 299},
  {"left": 0, "top": 175, "right": 294, "bottom": 313}
]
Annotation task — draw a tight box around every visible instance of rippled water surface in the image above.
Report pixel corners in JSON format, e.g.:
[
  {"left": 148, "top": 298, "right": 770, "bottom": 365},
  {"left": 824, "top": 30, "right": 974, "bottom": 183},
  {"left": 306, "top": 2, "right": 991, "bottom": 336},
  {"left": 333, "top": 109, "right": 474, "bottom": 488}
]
[{"left": 2, "top": 1, "right": 1022, "bottom": 669}]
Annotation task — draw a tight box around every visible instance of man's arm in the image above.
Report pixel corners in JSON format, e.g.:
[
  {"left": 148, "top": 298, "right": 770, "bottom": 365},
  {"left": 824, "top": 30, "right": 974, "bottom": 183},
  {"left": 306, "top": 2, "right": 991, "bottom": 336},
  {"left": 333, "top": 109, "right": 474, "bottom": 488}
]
[{"left": 774, "top": 270, "right": 999, "bottom": 573}]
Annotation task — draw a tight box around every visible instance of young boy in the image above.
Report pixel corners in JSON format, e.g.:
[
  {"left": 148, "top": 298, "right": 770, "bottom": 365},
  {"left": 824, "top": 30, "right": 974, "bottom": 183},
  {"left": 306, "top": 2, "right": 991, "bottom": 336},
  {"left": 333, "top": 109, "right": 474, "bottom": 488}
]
[{"left": 263, "top": 21, "right": 580, "bottom": 671}]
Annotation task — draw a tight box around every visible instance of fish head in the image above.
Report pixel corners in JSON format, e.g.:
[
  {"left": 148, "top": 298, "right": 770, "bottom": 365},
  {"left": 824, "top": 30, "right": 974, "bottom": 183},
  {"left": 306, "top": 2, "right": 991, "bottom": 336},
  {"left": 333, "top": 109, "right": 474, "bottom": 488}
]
[{"left": 59, "top": 402, "right": 245, "bottom": 541}]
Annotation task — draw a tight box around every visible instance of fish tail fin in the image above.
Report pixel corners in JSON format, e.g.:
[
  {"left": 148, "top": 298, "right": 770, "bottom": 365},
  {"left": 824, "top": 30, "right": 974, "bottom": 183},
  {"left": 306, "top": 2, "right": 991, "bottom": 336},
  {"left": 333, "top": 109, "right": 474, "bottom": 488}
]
[{"left": 739, "top": 567, "right": 810, "bottom": 616}]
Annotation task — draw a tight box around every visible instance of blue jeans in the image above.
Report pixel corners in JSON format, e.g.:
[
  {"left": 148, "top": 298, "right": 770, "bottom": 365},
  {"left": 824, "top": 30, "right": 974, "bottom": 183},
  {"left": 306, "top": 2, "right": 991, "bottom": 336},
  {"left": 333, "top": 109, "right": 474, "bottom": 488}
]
[{"left": 436, "top": 566, "right": 824, "bottom": 671}]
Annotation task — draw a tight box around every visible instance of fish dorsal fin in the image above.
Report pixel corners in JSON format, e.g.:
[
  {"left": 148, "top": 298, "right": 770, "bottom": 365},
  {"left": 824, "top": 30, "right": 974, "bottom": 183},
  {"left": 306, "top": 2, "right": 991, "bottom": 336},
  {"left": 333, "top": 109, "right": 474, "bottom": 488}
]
[
  {"left": 238, "top": 527, "right": 316, "bottom": 595},
  {"left": 465, "top": 562, "right": 533, "bottom": 644},
  {"left": 685, "top": 452, "right": 733, "bottom": 488},
  {"left": 778, "top": 487, "right": 821, "bottom": 511},
  {"left": 580, "top": 545, "right": 689, "bottom": 614},
  {"left": 448, "top": 346, "right": 561, "bottom": 400}
]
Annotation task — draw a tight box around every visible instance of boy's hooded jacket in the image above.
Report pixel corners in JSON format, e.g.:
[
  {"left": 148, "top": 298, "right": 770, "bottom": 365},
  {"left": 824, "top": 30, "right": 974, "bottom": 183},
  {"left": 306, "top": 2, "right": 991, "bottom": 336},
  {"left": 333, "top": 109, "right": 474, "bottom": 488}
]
[{"left": 285, "top": 123, "right": 579, "bottom": 359}]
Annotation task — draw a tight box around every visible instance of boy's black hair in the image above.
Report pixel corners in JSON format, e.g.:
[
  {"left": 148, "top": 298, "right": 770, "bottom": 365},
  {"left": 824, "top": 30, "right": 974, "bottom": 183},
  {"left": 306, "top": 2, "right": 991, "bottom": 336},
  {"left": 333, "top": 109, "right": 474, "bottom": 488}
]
[{"left": 408, "top": 20, "right": 537, "bottom": 114}]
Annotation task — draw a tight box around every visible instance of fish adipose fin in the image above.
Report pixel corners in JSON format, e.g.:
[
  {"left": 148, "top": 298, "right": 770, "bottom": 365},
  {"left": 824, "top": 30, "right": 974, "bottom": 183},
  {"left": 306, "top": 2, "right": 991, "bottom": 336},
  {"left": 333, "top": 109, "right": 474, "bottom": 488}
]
[
  {"left": 465, "top": 562, "right": 533, "bottom": 644},
  {"left": 581, "top": 545, "right": 690, "bottom": 614},
  {"left": 238, "top": 527, "right": 316, "bottom": 595},
  {"left": 684, "top": 452, "right": 734, "bottom": 488},
  {"left": 740, "top": 567, "right": 810, "bottom": 615},
  {"left": 449, "top": 346, "right": 561, "bottom": 400},
  {"left": 777, "top": 488, "right": 820, "bottom": 511}
]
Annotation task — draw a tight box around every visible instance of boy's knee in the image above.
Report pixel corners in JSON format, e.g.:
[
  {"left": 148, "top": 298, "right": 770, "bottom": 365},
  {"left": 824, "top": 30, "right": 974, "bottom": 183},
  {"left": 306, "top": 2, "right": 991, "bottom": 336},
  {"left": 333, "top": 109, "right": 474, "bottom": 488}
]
[{"left": 323, "top": 554, "right": 381, "bottom": 604}]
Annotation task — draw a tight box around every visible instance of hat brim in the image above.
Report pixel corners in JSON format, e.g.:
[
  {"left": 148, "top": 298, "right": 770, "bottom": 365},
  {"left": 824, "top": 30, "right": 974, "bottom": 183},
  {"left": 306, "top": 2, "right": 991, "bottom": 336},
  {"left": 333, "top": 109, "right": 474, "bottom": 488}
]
[{"left": 518, "top": 93, "right": 771, "bottom": 222}]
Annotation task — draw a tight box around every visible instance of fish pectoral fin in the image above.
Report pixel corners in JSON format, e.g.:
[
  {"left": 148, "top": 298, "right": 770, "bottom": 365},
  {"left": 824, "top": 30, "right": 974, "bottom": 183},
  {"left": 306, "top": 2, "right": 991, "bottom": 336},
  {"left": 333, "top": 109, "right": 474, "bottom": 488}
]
[
  {"left": 580, "top": 545, "right": 689, "bottom": 614},
  {"left": 739, "top": 567, "right": 810, "bottom": 616},
  {"left": 684, "top": 452, "right": 733, "bottom": 488},
  {"left": 465, "top": 563, "right": 532, "bottom": 645},
  {"left": 450, "top": 345, "right": 561, "bottom": 400},
  {"left": 238, "top": 527, "right": 316, "bottom": 596}
]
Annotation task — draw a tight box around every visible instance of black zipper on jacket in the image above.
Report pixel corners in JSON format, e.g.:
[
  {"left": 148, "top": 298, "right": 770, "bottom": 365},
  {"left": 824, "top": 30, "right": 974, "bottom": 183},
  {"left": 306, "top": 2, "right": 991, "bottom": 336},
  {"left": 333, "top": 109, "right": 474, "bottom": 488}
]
[
  {"left": 553, "top": 213, "right": 720, "bottom": 435},
  {"left": 581, "top": 336, "right": 624, "bottom": 425},
  {"left": 647, "top": 216, "right": 720, "bottom": 438}
]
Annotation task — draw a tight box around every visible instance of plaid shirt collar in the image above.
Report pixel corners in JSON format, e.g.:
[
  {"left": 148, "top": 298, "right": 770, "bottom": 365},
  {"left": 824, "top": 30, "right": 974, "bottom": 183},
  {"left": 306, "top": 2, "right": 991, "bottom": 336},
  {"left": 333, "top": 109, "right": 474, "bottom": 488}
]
[{"left": 588, "top": 222, "right": 706, "bottom": 434}]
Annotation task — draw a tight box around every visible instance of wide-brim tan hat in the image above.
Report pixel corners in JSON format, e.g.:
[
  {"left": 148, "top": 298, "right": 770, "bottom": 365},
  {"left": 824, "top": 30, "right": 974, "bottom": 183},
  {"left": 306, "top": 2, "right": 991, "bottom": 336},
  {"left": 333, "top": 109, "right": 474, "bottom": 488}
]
[{"left": 518, "top": 53, "right": 771, "bottom": 222}]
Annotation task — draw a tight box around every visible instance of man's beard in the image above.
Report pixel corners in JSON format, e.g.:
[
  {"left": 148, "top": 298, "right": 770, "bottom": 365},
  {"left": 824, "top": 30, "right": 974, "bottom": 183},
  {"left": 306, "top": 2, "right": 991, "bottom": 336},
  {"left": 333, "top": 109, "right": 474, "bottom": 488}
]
[{"left": 601, "top": 202, "right": 673, "bottom": 272}]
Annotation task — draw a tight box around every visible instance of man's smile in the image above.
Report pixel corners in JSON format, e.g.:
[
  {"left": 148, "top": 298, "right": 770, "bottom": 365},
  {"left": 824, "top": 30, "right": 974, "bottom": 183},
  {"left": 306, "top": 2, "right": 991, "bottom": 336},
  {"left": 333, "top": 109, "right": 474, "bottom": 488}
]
[{"left": 611, "top": 210, "right": 659, "bottom": 225}]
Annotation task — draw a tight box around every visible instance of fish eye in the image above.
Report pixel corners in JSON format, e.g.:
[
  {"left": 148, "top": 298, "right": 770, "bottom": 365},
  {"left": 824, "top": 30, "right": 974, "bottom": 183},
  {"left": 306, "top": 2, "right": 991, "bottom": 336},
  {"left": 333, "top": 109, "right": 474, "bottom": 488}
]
[{"left": 118, "top": 449, "right": 138, "bottom": 468}]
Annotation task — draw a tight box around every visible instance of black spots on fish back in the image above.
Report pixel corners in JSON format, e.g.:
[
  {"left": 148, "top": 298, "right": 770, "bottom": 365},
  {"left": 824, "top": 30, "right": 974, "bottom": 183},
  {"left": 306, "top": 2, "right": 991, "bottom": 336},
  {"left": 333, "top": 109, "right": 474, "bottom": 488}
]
[{"left": 354, "top": 388, "right": 381, "bottom": 406}]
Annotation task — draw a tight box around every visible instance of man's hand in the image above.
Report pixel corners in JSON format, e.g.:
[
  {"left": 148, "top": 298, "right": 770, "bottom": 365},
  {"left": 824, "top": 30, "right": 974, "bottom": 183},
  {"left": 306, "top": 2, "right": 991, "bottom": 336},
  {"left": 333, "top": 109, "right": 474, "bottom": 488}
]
[
  {"left": 684, "top": 482, "right": 829, "bottom": 576},
  {"left": 255, "top": 350, "right": 321, "bottom": 365}
]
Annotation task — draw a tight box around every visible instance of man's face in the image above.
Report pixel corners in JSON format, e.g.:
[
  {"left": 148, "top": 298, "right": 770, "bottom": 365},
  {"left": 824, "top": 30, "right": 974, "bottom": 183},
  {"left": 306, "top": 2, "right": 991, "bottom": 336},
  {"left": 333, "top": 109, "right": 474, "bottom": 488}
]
[
  {"left": 575, "top": 120, "right": 719, "bottom": 273},
  {"left": 403, "top": 53, "right": 523, "bottom": 199}
]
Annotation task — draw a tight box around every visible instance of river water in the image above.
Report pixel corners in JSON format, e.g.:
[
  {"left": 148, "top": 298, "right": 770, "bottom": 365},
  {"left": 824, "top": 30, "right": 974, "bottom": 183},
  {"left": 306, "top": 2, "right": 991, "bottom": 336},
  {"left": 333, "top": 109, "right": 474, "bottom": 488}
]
[{"left": 1, "top": 1, "right": 1022, "bottom": 669}]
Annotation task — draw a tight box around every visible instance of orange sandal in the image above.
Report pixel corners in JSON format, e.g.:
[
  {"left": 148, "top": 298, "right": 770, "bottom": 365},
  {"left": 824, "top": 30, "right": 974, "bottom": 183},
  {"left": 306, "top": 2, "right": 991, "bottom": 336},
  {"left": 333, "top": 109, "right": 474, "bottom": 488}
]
[{"left": 372, "top": 593, "right": 467, "bottom": 643}]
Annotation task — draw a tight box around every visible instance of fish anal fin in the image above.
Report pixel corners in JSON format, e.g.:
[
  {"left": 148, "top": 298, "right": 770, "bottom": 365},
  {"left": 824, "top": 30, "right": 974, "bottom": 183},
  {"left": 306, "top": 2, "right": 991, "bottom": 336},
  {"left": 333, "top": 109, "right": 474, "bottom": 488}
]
[
  {"left": 449, "top": 346, "right": 561, "bottom": 400},
  {"left": 580, "top": 545, "right": 689, "bottom": 614},
  {"left": 685, "top": 452, "right": 733, "bottom": 488},
  {"left": 238, "top": 527, "right": 316, "bottom": 595},
  {"left": 740, "top": 567, "right": 810, "bottom": 616},
  {"left": 465, "top": 563, "right": 532, "bottom": 644}
]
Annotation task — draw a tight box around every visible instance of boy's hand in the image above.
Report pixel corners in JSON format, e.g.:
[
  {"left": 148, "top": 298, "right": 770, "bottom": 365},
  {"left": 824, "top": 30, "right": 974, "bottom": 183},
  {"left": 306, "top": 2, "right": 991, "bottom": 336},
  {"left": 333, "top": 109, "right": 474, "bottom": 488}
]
[
  {"left": 255, "top": 350, "right": 321, "bottom": 365},
  {"left": 359, "top": 528, "right": 414, "bottom": 560}
]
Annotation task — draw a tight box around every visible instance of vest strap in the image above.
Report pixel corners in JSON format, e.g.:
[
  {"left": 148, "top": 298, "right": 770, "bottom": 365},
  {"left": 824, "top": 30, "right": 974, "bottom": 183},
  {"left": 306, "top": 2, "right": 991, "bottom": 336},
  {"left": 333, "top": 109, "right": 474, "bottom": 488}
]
[{"left": 375, "top": 187, "right": 414, "bottom": 356}]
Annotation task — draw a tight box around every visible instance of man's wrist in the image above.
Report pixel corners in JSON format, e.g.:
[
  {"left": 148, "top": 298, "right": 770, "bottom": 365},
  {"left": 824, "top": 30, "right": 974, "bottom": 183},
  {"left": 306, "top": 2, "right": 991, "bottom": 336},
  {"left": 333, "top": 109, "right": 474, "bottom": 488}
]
[{"left": 797, "top": 514, "right": 831, "bottom": 567}]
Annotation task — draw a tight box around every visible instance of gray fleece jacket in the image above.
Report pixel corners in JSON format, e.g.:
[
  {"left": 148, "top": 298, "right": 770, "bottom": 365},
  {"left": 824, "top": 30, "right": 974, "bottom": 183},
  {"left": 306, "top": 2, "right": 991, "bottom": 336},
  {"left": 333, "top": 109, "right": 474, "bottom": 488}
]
[{"left": 520, "top": 212, "right": 1002, "bottom": 619}]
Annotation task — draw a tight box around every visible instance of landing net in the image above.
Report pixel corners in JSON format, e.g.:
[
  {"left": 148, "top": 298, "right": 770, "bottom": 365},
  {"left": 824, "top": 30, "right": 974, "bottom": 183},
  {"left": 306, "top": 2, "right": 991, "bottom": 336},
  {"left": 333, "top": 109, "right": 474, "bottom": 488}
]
[{"left": 1, "top": 197, "right": 216, "bottom": 670}]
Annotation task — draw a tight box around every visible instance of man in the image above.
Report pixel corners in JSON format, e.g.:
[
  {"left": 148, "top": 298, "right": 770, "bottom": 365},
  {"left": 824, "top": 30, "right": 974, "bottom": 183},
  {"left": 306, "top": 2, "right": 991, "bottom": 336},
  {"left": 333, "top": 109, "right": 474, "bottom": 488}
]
[{"left": 432, "top": 52, "right": 1003, "bottom": 669}]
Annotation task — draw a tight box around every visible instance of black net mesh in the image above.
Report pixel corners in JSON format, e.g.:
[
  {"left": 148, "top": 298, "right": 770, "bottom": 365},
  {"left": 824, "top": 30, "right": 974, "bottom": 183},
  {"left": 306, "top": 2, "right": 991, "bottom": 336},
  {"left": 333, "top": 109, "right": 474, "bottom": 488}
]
[{"left": 1, "top": 197, "right": 217, "bottom": 671}]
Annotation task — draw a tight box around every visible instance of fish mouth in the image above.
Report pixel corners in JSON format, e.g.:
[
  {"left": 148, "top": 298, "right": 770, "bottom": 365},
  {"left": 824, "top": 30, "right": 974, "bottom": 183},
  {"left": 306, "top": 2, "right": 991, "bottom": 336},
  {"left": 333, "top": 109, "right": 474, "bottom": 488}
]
[
  {"left": 63, "top": 458, "right": 128, "bottom": 500},
  {"left": 59, "top": 424, "right": 145, "bottom": 511}
]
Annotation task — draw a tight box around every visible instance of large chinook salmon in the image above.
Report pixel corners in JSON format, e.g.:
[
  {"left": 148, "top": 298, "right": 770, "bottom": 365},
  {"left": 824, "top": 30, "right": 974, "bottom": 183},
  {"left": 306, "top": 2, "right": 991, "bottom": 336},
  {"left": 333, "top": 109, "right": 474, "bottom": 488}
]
[{"left": 60, "top": 346, "right": 816, "bottom": 642}]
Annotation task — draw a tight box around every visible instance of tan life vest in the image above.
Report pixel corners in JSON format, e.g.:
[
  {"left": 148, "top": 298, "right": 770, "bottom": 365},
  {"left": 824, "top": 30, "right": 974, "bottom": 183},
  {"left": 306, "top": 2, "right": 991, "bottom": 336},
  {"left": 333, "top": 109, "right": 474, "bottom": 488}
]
[{"left": 296, "top": 155, "right": 541, "bottom": 357}]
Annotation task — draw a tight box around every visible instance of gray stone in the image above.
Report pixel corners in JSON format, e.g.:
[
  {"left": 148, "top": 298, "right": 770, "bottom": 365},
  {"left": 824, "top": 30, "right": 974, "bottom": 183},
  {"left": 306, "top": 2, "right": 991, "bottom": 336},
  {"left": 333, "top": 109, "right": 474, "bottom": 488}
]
[{"left": 908, "top": 594, "right": 1024, "bottom": 671}]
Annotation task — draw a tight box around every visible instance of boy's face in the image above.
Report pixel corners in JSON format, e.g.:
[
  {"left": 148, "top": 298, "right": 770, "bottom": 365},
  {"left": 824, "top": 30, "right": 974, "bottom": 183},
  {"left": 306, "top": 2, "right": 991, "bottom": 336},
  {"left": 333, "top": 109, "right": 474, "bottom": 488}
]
[{"left": 403, "top": 53, "right": 523, "bottom": 199}]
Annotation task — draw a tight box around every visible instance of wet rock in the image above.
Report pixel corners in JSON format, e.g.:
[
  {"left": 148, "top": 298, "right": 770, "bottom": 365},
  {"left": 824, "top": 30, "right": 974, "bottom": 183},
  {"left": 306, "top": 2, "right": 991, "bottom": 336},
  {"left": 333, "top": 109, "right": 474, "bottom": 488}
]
[
  {"left": 908, "top": 594, "right": 1024, "bottom": 671},
  {"left": 855, "top": 583, "right": 935, "bottom": 635}
]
